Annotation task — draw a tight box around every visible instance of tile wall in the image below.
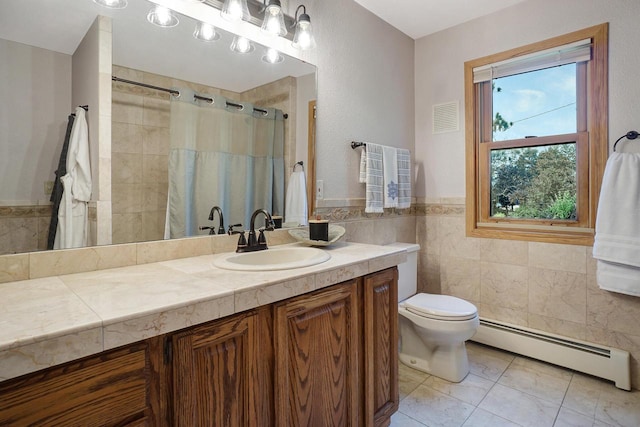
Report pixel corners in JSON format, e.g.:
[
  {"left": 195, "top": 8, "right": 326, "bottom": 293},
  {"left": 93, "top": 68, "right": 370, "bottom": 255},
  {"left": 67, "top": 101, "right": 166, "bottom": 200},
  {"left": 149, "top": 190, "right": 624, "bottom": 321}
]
[
  {"left": 1, "top": 196, "right": 637, "bottom": 390},
  {"left": 416, "top": 200, "right": 640, "bottom": 390},
  {"left": 0, "top": 206, "right": 51, "bottom": 255},
  {"left": 111, "top": 65, "right": 172, "bottom": 244}
]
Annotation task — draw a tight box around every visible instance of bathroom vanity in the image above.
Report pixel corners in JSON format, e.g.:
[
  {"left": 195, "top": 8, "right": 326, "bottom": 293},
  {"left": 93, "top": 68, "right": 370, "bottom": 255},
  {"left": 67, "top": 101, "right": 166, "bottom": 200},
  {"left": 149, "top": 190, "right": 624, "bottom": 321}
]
[{"left": 0, "top": 242, "right": 404, "bottom": 426}]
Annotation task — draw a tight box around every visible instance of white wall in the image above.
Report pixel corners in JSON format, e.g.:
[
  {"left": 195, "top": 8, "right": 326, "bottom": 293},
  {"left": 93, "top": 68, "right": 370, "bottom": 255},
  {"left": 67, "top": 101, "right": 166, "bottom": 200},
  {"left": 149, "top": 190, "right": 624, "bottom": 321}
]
[
  {"left": 301, "top": 0, "right": 415, "bottom": 201},
  {"left": 72, "top": 16, "right": 111, "bottom": 202},
  {"left": 72, "top": 16, "right": 113, "bottom": 246},
  {"left": 154, "top": 0, "right": 415, "bottom": 204},
  {"left": 0, "top": 39, "right": 71, "bottom": 204},
  {"left": 414, "top": 0, "right": 640, "bottom": 199}
]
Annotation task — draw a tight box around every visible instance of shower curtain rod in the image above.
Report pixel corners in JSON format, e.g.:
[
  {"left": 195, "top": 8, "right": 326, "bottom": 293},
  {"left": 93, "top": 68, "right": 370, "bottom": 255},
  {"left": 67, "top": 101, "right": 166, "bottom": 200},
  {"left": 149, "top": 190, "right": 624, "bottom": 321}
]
[{"left": 112, "top": 76, "right": 288, "bottom": 118}]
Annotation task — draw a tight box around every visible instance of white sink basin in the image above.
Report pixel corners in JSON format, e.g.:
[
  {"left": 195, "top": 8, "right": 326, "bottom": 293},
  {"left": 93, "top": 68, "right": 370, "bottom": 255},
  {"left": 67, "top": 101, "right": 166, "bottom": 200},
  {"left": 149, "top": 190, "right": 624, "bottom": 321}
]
[{"left": 213, "top": 246, "right": 330, "bottom": 271}]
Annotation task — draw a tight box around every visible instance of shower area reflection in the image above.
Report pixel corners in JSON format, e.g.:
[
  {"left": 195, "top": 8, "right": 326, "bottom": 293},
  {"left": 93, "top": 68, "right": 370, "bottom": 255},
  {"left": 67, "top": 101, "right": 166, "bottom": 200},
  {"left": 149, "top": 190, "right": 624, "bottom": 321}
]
[
  {"left": 166, "top": 88, "right": 284, "bottom": 238},
  {"left": 111, "top": 67, "right": 292, "bottom": 244}
]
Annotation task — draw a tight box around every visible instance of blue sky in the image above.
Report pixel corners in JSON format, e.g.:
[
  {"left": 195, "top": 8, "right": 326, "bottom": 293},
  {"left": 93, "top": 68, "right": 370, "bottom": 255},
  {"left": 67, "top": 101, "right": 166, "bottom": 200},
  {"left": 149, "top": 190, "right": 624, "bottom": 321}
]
[{"left": 492, "top": 63, "right": 577, "bottom": 141}]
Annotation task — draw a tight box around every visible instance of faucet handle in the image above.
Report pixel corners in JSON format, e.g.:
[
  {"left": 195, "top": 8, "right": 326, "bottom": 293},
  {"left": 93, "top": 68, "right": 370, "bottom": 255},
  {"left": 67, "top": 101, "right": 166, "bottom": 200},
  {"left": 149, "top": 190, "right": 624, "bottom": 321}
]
[
  {"left": 199, "top": 226, "right": 216, "bottom": 235},
  {"left": 257, "top": 229, "right": 268, "bottom": 247},
  {"left": 235, "top": 231, "right": 247, "bottom": 252},
  {"left": 227, "top": 224, "right": 242, "bottom": 235}
]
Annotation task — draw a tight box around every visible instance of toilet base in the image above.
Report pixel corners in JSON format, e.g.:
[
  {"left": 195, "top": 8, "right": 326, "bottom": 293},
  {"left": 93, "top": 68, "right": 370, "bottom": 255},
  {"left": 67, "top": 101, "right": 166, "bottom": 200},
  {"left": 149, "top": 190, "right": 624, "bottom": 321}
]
[{"left": 399, "top": 341, "right": 470, "bottom": 383}]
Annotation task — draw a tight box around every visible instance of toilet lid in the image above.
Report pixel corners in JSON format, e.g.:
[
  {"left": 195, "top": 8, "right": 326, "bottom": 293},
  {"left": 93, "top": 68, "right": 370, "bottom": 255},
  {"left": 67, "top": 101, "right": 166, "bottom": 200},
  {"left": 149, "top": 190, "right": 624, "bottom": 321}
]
[{"left": 402, "top": 293, "right": 477, "bottom": 321}]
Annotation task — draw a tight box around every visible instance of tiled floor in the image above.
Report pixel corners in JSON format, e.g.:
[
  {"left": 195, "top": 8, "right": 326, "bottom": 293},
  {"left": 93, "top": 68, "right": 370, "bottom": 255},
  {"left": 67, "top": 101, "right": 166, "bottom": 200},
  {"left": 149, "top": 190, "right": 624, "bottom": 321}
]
[{"left": 391, "top": 342, "right": 640, "bottom": 427}]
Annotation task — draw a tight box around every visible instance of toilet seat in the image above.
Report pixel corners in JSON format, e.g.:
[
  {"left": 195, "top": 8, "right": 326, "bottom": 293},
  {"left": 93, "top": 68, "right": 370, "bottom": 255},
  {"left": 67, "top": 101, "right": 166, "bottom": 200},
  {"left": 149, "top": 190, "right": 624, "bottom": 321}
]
[{"left": 402, "top": 293, "right": 477, "bottom": 321}]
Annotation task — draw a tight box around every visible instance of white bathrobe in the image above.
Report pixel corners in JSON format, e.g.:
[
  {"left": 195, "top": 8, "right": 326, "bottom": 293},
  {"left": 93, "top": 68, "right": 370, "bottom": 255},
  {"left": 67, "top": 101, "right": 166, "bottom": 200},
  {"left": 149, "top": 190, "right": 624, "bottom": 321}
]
[{"left": 54, "top": 107, "right": 92, "bottom": 249}]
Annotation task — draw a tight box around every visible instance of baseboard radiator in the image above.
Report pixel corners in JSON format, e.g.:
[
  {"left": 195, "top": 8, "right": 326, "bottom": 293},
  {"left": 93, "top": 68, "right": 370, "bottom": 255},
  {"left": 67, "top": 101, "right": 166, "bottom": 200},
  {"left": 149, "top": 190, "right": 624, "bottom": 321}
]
[{"left": 471, "top": 318, "right": 631, "bottom": 391}]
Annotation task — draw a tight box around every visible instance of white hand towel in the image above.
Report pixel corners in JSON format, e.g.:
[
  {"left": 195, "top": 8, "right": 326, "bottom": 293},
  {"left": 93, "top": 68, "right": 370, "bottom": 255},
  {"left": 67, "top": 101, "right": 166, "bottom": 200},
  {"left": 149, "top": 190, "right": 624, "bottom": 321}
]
[
  {"left": 359, "top": 147, "right": 367, "bottom": 184},
  {"left": 397, "top": 148, "right": 411, "bottom": 209},
  {"left": 596, "top": 260, "right": 640, "bottom": 297},
  {"left": 285, "top": 170, "right": 308, "bottom": 226},
  {"left": 382, "top": 146, "right": 398, "bottom": 208},
  {"left": 364, "top": 143, "right": 384, "bottom": 213},
  {"left": 593, "top": 152, "right": 640, "bottom": 296}
]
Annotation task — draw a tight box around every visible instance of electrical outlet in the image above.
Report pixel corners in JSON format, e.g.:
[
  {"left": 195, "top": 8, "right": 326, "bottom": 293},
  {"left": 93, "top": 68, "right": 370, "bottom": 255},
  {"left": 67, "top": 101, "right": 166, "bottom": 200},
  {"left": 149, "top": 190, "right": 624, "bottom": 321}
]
[
  {"left": 44, "top": 181, "right": 54, "bottom": 195},
  {"left": 316, "top": 180, "right": 324, "bottom": 200}
]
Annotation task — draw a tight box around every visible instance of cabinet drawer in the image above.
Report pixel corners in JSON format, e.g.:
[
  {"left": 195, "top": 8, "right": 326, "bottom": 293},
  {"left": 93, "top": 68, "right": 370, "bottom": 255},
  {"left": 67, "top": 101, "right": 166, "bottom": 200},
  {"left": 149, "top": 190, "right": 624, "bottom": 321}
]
[{"left": 0, "top": 344, "right": 150, "bottom": 427}]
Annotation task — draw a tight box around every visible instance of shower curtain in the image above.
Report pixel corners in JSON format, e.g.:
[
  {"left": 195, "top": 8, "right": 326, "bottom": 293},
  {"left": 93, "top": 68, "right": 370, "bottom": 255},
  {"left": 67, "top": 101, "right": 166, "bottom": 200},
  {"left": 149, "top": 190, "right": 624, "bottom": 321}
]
[{"left": 166, "top": 89, "right": 285, "bottom": 239}]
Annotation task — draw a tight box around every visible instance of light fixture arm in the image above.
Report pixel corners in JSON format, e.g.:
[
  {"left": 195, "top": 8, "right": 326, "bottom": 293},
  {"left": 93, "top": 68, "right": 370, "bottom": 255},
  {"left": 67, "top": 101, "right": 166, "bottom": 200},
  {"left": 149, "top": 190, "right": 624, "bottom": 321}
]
[
  {"left": 291, "top": 4, "right": 307, "bottom": 29},
  {"left": 290, "top": 3, "right": 314, "bottom": 50}
]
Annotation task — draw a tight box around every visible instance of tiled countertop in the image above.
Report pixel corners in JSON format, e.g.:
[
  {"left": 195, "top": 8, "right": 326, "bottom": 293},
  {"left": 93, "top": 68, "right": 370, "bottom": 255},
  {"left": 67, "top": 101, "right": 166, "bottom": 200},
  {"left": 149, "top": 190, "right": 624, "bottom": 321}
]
[{"left": 0, "top": 242, "right": 406, "bottom": 382}]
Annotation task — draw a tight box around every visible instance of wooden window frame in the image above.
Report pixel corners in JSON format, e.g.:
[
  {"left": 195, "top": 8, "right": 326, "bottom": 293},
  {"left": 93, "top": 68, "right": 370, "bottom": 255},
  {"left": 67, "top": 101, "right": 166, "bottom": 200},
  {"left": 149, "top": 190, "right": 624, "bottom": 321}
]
[{"left": 465, "top": 23, "right": 608, "bottom": 246}]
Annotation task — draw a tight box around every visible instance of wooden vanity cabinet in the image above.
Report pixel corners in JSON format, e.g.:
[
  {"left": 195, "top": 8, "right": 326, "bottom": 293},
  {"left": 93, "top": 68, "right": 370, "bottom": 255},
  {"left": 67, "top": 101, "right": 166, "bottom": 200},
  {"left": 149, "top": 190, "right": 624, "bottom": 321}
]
[
  {"left": 0, "top": 338, "right": 163, "bottom": 426},
  {"left": 272, "top": 267, "right": 398, "bottom": 427},
  {"left": 274, "top": 280, "right": 361, "bottom": 426},
  {"left": 363, "top": 267, "right": 399, "bottom": 426},
  {"left": 0, "top": 267, "right": 398, "bottom": 427},
  {"left": 169, "top": 306, "right": 274, "bottom": 427}
]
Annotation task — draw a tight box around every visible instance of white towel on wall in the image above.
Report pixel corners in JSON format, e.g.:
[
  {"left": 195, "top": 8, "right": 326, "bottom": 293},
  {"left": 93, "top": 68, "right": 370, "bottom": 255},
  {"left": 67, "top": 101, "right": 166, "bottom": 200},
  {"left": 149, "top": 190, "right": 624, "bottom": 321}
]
[
  {"left": 596, "top": 260, "right": 640, "bottom": 297},
  {"left": 364, "top": 143, "right": 384, "bottom": 213},
  {"left": 397, "top": 148, "right": 411, "bottom": 209},
  {"left": 592, "top": 151, "right": 640, "bottom": 296},
  {"left": 359, "top": 147, "right": 367, "bottom": 184},
  {"left": 285, "top": 170, "right": 308, "bottom": 226},
  {"left": 382, "top": 146, "right": 399, "bottom": 208}
]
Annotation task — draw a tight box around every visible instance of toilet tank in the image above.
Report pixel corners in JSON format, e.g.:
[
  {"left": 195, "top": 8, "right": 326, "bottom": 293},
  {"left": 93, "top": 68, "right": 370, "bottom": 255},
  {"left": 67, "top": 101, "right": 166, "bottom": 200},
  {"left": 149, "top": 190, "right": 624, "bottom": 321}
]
[{"left": 387, "top": 243, "right": 420, "bottom": 302}]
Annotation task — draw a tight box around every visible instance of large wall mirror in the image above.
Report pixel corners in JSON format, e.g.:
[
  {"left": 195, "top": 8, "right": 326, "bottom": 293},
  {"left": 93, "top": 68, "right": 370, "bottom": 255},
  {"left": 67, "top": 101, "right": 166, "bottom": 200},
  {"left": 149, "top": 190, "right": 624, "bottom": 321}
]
[{"left": 0, "top": 0, "right": 317, "bottom": 255}]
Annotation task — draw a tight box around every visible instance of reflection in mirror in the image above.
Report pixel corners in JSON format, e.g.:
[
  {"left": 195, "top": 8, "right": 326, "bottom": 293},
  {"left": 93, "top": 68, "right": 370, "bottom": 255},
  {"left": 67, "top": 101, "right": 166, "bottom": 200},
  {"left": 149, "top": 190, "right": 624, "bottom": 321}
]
[{"left": 0, "top": 0, "right": 316, "bottom": 255}]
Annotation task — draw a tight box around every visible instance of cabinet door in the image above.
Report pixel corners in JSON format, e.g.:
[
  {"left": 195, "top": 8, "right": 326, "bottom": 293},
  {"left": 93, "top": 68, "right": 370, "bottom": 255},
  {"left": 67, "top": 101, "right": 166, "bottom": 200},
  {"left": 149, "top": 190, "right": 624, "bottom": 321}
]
[
  {"left": 0, "top": 340, "right": 160, "bottom": 426},
  {"left": 364, "top": 268, "right": 399, "bottom": 426},
  {"left": 171, "top": 307, "right": 273, "bottom": 427},
  {"left": 274, "top": 281, "right": 360, "bottom": 427}
]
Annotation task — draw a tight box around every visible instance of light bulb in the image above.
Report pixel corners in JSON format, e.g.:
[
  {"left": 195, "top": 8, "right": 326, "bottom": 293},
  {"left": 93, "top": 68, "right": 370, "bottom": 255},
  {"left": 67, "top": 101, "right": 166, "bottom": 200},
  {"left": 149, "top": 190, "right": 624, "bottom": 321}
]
[
  {"left": 292, "top": 15, "right": 315, "bottom": 50},
  {"left": 260, "top": 0, "right": 287, "bottom": 37},
  {"left": 147, "top": 5, "right": 179, "bottom": 28},
  {"left": 262, "top": 48, "right": 283, "bottom": 64},
  {"left": 93, "top": 0, "right": 127, "bottom": 8},
  {"left": 230, "top": 36, "right": 254, "bottom": 54},
  {"left": 194, "top": 22, "right": 220, "bottom": 42},
  {"left": 221, "top": 0, "right": 250, "bottom": 22}
]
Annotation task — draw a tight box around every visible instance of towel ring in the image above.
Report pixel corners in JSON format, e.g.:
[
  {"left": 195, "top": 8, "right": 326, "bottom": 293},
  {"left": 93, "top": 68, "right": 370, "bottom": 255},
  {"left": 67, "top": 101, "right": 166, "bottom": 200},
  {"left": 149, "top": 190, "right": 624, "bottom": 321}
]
[
  {"left": 294, "top": 161, "right": 304, "bottom": 171},
  {"left": 613, "top": 130, "right": 639, "bottom": 152}
]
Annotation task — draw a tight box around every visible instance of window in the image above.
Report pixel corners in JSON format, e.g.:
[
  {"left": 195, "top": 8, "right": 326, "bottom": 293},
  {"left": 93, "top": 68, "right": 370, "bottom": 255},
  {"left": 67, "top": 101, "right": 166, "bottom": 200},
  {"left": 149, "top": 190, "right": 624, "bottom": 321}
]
[{"left": 465, "top": 24, "right": 608, "bottom": 245}]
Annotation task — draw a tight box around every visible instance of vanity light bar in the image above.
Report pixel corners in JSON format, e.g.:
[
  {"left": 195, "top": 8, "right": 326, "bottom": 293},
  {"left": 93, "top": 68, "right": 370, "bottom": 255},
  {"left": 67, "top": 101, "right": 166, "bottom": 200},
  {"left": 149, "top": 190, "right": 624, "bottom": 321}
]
[{"left": 204, "top": 0, "right": 296, "bottom": 41}]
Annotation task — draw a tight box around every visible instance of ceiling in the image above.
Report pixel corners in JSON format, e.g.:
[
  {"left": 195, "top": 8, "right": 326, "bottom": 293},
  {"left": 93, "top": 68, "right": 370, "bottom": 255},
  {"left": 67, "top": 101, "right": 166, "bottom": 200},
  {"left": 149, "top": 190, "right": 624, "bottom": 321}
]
[
  {"left": 0, "top": 0, "right": 527, "bottom": 91},
  {"left": 0, "top": 0, "right": 315, "bottom": 93},
  {"left": 353, "top": 0, "right": 527, "bottom": 39}
]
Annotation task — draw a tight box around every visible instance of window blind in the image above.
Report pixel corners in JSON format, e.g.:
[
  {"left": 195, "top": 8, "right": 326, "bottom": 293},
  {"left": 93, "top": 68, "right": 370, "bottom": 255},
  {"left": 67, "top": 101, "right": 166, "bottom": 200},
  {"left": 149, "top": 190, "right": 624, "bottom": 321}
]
[{"left": 473, "top": 39, "right": 592, "bottom": 83}]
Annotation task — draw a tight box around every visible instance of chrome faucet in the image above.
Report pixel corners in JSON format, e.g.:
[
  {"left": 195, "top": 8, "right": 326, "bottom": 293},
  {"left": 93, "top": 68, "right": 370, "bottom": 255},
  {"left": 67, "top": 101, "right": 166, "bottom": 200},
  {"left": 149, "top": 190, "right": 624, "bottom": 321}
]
[{"left": 236, "top": 209, "right": 275, "bottom": 253}]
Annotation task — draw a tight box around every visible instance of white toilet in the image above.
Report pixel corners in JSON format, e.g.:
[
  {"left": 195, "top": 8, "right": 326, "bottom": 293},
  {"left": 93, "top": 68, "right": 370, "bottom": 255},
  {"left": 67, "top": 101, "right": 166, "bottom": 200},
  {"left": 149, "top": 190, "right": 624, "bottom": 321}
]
[{"left": 390, "top": 243, "right": 479, "bottom": 383}]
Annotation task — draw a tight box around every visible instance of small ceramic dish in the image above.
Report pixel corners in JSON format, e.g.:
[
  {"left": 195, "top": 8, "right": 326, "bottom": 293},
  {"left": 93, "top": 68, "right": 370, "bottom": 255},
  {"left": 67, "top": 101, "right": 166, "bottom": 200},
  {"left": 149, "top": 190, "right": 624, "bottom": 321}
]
[{"left": 288, "top": 224, "right": 346, "bottom": 247}]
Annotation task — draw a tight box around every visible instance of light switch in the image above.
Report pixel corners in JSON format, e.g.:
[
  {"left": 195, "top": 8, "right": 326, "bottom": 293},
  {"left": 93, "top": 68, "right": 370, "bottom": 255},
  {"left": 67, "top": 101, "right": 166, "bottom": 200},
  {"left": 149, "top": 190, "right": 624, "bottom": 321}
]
[{"left": 316, "top": 180, "right": 324, "bottom": 200}]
